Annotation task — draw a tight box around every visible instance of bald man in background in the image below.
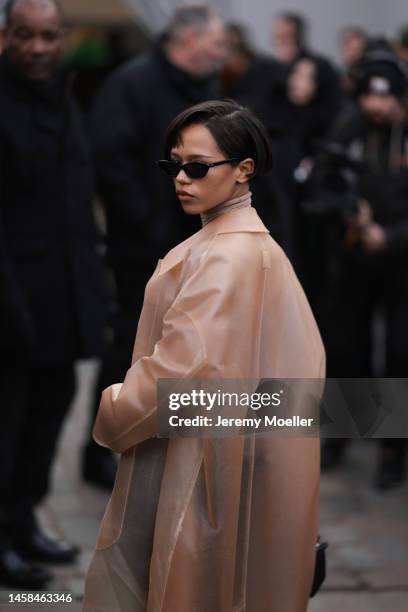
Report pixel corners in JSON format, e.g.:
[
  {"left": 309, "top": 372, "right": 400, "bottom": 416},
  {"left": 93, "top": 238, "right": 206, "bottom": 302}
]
[{"left": 0, "top": 0, "right": 109, "bottom": 588}]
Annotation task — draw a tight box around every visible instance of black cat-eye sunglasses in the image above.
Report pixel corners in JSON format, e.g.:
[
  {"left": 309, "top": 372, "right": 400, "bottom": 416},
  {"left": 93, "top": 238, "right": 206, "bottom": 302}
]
[{"left": 156, "top": 158, "right": 240, "bottom": 179}]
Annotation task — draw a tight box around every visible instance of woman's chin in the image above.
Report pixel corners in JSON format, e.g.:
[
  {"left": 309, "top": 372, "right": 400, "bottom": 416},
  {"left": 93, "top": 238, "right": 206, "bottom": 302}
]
[{"left": 181, "top": 202, "right": 202, "bottom": 215}]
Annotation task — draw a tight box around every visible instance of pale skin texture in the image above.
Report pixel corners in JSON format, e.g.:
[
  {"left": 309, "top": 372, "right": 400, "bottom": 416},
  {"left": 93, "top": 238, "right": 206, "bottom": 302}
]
[
  {"left": 340, "top": 31, "right": 366, "bottom": 67},
  {"left": 272, "top": 17, "right": 300, "bottom": 65},
  {"left": 170, "top": 123, "right": 255, "bottom": 215},
  {"left": 165, "top": 16, "right": 227, "bottom": 78},
  {"left": 4, "top": 0, "right": 63, "bottom": 81},
  {"left": 288, "top": 58, "right": 317, "bottom": 106}
]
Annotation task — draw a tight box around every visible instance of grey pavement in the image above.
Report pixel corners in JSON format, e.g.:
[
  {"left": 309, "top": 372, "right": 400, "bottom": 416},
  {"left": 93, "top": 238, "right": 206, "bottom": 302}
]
[
  {"left": 1, "top": 361, "right": 407, "bottom": 611},
  {"left": 310, "top": 440, "right": 408, "bottom": 612}
]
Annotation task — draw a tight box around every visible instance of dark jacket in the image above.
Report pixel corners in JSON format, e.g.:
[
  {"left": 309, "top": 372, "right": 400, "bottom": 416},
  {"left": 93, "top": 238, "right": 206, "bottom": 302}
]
[
  {"left": 328, "top": 103, "right": 408, "bottom": 263},
  {"left": 90, "top": 41, "right": 220, "bottom": 263},
  {"left": 221, "top": 55, "right": 292, "bottom": 246},
  {"left": 221, "top": 55, "right": 288, "bottom": 136},
  {"left": 0, "top": 54, "right": 109, "bottom": 366}
]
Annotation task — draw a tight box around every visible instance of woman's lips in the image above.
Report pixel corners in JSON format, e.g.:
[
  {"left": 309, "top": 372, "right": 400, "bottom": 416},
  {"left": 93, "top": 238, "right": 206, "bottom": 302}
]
[{"left": 177, "top": 191, "right": 194, "bottom": 201}]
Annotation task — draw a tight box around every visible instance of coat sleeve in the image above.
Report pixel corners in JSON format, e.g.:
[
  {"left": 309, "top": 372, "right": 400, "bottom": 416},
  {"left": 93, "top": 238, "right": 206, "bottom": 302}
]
[
  {"left": 94, "top": 304, "right": 208, "bottom": 453},
  {"left": 93, "top": 237, "right": 261, "bottom": 453}
]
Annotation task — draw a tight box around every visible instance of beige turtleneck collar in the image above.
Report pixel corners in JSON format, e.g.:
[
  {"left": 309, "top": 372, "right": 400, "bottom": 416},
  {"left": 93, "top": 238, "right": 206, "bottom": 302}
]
[{"left": 200, "top": 191, "right": 252, "bottom": 227}]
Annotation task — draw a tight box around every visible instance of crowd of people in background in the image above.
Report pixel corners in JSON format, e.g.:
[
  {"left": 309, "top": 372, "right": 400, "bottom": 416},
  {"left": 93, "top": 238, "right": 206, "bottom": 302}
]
[{"left": 0, "top": 0, "right": 407, "bottom": 591}]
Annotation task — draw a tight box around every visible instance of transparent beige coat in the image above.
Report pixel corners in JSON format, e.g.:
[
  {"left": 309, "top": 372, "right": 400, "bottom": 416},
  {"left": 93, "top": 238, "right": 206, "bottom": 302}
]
[{"left": 82, "top": 206, "right": 326, "bottom": 612}]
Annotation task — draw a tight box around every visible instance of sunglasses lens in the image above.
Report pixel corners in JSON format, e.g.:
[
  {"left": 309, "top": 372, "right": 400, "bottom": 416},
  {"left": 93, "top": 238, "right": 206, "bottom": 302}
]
[
  {"left": 184, "top": 163, "right": 208, "bottom": 179},
  {"left": 158, "top": 160, "right": 180, "bottom": 177}
]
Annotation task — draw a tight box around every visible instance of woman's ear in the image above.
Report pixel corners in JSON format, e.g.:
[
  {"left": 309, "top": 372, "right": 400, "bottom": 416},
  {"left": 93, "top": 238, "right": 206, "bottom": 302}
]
[{"left": 236, "top": 158, "right": 255, "bottom": 183}]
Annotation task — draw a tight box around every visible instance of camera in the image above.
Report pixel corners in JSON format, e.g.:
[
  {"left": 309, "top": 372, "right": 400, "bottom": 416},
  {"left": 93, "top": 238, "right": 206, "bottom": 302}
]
[{"left": 294, "top": 141, "right": 365, "bottom": 216}]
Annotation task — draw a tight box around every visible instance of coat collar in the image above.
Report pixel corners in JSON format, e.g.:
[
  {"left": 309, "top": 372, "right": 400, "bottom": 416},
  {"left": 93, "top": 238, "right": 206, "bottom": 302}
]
[{"left": 159, "top": 206, "right": 269, "bottom": 275}]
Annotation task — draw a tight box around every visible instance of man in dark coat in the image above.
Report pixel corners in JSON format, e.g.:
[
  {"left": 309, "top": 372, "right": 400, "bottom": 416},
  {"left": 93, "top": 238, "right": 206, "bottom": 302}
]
[
  {"left": 81, "top": 5, "right": 226, "bottom": 483},
  {"left": 0, "top": 0, "right": 108, "bottom": 588}
]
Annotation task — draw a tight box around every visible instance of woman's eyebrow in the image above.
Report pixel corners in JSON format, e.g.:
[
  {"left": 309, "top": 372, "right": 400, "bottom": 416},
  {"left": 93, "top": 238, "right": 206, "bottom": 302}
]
[{"left": 170, "top": 153, "right": 215, "bottom": 160}]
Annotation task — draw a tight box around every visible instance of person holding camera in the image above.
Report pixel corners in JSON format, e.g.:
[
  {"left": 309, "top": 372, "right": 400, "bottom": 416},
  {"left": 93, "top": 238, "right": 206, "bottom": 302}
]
[{"left": 320, "top": 40, "right": 408, "bottom": 489}]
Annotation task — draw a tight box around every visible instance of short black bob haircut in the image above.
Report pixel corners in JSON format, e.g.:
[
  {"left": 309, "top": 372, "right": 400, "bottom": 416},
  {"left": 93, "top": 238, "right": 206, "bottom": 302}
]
[{"left": 164, "top": 99, "right": 273, "bottom": 178}]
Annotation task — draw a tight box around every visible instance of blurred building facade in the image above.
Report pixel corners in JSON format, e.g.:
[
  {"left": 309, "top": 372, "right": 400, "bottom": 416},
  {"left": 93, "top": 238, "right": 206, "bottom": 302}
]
[
  {"left": 61, "top": 0, "right": 134, "bottom": 25},
  {"left": 59, "top": 1, "right": 408, "bottom": 66},
  {"left": 2, "top": 1, "right": 408, "bottom": 64}
]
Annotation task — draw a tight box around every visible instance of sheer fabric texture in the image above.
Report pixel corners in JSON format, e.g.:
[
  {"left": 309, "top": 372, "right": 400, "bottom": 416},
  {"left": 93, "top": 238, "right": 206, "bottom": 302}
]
[{"left": 83, "top": 204, "right": 325, "bottom": 612}]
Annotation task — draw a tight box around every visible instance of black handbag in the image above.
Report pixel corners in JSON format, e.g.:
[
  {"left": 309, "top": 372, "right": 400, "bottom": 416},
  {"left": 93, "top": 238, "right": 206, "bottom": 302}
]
[{"left": 310, "top": 537, "right": 328, "bottom": 598}]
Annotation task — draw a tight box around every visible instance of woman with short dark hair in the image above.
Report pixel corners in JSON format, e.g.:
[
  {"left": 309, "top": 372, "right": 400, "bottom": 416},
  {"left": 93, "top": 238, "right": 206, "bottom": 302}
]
[{"left": 83, "top": 99, "right": 325, "bottom": 612}]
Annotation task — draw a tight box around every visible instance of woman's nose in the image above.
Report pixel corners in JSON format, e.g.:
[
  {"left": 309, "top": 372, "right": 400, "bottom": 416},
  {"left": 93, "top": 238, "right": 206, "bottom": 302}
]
[{"left": 175, "top": 169, "right": 192, "bottom": 184}]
